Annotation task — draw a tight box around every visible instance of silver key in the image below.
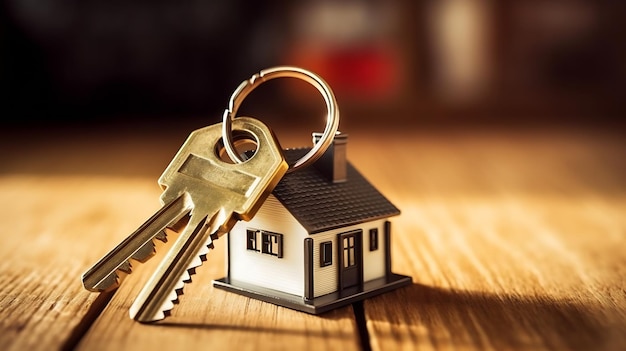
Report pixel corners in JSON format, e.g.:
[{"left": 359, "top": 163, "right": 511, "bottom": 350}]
[{"left": 129, "top": 117, "right": 287, "bottom": 322}]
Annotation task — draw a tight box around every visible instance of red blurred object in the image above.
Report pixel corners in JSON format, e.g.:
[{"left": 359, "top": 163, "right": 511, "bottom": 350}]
[{"left": 287, "top": 45, "right": 401, "bottom": 101}]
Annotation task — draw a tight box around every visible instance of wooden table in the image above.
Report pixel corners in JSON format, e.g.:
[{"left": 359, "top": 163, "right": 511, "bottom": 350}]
[{"left": 1, "top": 122, "right": 624, "bottom": 351}]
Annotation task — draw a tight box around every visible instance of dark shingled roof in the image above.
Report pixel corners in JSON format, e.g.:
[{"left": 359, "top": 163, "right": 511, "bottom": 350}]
[{"left": 272, "top": 148, "right": 400, "bottom": 234}]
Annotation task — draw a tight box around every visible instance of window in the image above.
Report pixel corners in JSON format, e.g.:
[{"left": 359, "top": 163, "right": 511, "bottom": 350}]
[
  {"left": 246, "top": 228, "right": 284, "bottom": 258},
  {"left": 369, "top": 228, "right": 379, "bottom": 251},
  {"left": 320, "top": 241, "right": 332, "bottom": 267},
  {"left": 343, "top": 236, "right": 356, "bottom": 268},
  {"left": 247, "top": 229, "right": 259, "bottom": 251},
  {"left": 261, "top": 231, "right": 283, "bottom": 258}
]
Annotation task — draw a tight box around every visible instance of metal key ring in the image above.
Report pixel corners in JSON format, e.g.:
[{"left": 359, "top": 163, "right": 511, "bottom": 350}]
[{"left": 222, "top": 66, "right": 339, "bottom": 173}]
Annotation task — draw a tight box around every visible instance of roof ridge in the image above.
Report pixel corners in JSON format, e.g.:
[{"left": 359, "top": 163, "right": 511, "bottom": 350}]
[{"left": 273, "top": 149, "right": 400, "bottom": 234}]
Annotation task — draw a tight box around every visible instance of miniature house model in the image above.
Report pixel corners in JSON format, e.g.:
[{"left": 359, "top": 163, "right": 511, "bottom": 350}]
[{"left": 214, "top": 133, "right": 412, "bottom": 314}]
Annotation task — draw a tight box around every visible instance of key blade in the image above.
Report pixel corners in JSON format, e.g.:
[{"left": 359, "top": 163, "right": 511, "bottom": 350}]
[
  {"left": 129, "top": 211, "right": 220, "bottom": 323},
  {"left": 81, "top": 192, "right": 192, "bottom": 292}
]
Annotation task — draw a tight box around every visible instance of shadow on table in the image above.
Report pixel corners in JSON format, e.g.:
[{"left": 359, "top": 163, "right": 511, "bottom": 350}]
[
  {"left": 154, "top": 303, "right": 357, "bottom": 339},
  {"left": 364, "top": 283, "right": 624, "bottom": 351},
  {"left": 135, "top": 282, "right": 623, "bottom": 349}
]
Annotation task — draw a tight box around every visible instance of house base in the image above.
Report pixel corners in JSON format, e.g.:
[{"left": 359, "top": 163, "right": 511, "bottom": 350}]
[{"left": 213, "top": 273, "right": 412, "bottom": 315}]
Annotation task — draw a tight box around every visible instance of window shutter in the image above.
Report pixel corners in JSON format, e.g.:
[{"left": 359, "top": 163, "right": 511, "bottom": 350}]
[{"left": 277, "top": 234, "right": 283, "bottom": 258}]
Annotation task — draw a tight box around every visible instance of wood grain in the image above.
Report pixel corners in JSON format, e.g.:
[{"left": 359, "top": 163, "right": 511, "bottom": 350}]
[
  {"left": 351, "top": 129, "right": 626, "bottom": 351},
  {"left": 0, "top": 176, "right": 167, "bottom": 351},
  {"left": 75, "top": 221, "right": 360, "bottom": 351},
  {"left": 1, "top": 125, "right": 624, "bottom": 350}
]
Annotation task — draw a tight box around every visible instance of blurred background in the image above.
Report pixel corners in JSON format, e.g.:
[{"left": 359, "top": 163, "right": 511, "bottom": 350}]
[{"left": 1, "top": 0, "right": 625, "bottom": 131}]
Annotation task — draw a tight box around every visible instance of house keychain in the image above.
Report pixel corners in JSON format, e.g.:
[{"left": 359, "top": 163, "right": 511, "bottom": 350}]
[{"left": 81, "top": 66, "right": 412, "bottom": 322}]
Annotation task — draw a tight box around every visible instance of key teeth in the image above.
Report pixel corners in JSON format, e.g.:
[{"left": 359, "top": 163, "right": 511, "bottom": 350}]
[
  {"left": 181, "top": 270, "right": 191, "bottom": 283},
  {"left": 163, "top": 299, "right": 175, "bottom": 313},
  {"left": 118, "top": 260, "right": 133, "bottom": 274},
  {"left": 131, "top": 240, "right": 157, "bottom": 263},
  {"left": 187, "top": 267, "right": 196, "bottom": 276},
  {"left": 92, "top": 272, "right": 121, "bottom": 292},
  {"left": 157, "top": 269, "right": 191, "bottom": 316},
  {"left": 155, "top": 230, "right": 168, "bottom": 243},
  {"left": 156, "top": 241, "right": 214, "bottom": 318}
]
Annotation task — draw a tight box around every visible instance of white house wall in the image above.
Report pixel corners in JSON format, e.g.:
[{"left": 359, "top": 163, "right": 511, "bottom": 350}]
[
  {"left": 311, "top": 218, "right": 387, "bottom": 298},
  {"left": 228, "top": 195, "right": 307, "bottom": 297},
  {"left": 362, "top": 219, "right": 387, "bottom": 282}
]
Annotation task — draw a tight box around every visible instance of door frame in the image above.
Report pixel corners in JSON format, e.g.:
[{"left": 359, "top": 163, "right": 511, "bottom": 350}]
[{"left": 337, "top": 229, "right": 363, "bottom": 291}]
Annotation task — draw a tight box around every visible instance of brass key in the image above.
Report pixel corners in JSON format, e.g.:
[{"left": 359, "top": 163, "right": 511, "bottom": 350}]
[
  {"left": 81, "top": 66, "right": 339, "bottom": 322},
  {"left": 82, "top": 187, "right": 192, "bottom": 292},
  {"left": 129, "top": 117, "right": 287, "bottom": 322}
]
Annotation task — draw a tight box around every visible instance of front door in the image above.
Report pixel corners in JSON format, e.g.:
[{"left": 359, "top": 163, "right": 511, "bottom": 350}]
[{"left": 338, "top": 230, "right": 363, "bottom": 290}]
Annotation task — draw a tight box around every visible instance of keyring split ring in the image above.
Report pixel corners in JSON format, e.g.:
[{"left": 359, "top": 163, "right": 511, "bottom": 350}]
[{"left": 222, "top": 66, "right": 340, "bottom": 173}]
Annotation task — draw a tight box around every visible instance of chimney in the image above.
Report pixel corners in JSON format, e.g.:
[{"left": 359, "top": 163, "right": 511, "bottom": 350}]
[{"left": 312, "top": 132, "right": 348, "bottom": 183}]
